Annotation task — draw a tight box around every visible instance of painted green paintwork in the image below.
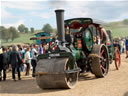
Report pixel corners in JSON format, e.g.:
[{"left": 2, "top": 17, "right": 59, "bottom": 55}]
[
  {"left": 84, "top": 30, "right": 93, "bottom": 51},
  {"left": 71, "top": 47, "right": 81, "bottom": 61},
  {"left": 37, "top": 52, "right": 77, "bottom": 69}
]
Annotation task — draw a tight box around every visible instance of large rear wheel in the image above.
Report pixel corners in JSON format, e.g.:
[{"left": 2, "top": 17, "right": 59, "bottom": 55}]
[{"left": 89, "top": 44, "right": 109, "bottom": 77}]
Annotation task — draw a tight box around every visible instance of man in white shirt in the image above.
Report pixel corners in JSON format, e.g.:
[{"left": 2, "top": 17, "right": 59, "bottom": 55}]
[{"left": 31, "top": 44, "right": 38, "bottom": 77}]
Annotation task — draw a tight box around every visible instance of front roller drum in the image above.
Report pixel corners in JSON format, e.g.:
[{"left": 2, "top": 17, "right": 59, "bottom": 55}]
[{"left": 35, "top": 58, "right": 78, "bottom": 89}]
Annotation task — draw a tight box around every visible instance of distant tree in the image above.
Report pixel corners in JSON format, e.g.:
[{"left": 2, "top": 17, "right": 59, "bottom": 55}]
[
  {"left": 18, "top": 24, "right": 25, "bottom": 33},
  {"left": 42, "top": 24, "right": 53, "bottom": 34},
  {"left": 2, "top": 28, "right": 10, "bottom": 42},
  {"left": 123, "top": 19, "right": 128, "bottom": 25},
  {"left": 30, "top": 27, "right": 34, "bottom": 33},
  {"left": 0, "top": 26, "right": 5, "bottom": 31},
  {"left": 0, "top": 26, "right": 5, "bottom": 39},
  {"left": 9, "top": 27, "right": 19, "bottom": 41},
  {"left": 25, "top": 27, "right": 29, "bottom": 33}
]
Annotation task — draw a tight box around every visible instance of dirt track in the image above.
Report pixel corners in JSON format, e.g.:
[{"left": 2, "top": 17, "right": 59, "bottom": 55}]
[{"left": 0, "top": 54, "right": 128, "bottom": 96}]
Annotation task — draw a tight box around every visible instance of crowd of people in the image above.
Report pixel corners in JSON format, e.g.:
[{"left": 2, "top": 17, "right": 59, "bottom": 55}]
[
  {"left": 0, "top": 44, "right": 48, "bottom": 82},
  {"left": 0, "top": 36, "right": 128, "bottom": 82},
  {"left": 113, "top": 37, "right": 128, "bottom": 58}
]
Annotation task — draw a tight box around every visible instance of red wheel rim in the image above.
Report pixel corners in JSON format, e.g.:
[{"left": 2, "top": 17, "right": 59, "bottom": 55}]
[
  {"left": 115, "top": 48, "right": 121, "bottom": 70},
  {"left": 100, "top": 48, "right": 108, "bottom": 74}
]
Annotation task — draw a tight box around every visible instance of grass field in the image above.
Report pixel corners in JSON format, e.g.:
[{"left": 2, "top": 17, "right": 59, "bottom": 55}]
[
  {"left": 1, "top": 33, "right": 35, "bottom": 46},
  {"left": 110, "top": 27, "right": 128, "bottom": 38},
  {"left": 1, "top": 26, "right": 128, "bottom": 46}
]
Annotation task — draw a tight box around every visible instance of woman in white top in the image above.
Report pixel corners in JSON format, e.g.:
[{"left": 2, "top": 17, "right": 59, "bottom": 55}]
[{"left": 24, "top": 47, "right": 31, "bottom": 76}]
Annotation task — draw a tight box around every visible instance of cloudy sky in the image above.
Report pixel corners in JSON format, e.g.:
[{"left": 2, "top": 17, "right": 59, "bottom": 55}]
[{"left": 1, "top": 0, "right": 128, "bottom": 29}]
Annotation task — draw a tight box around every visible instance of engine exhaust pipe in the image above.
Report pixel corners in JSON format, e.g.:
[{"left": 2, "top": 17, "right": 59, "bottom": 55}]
[{"left": 55, "top": 9, "right": 65, "bottom": 43}]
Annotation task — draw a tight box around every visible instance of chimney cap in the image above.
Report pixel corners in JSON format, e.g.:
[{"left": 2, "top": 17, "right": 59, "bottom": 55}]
[{"left": 55, "top": 9, "right": 64, "bottom": 12}]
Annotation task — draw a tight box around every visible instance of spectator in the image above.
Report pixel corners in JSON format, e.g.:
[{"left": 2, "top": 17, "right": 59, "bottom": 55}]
[
  {"left": 125, "top": 38, "right": 128, "bottom": 58},
  {"left": 24, "top": 47, "right": 31, "bottom": 76},
  {"left": 19, "top": 47, "right": 24, "bottom": 72},
  {"left": 43, "top": 44, "right": 47, "bottom": 54},
  {"left": 0, "top": 48, "right": 3, "bottom": 81},
  {"left": 10, "top": 46, "right": 22, "bottom": 81},
  {"left": 31, "top": 44, "right": 38, "bottom": 77},
  {"left": 120, "top": 39, "right": 125, "bottom": 54},
  {"left": 113, "top": 40, "right": 121, "bottom": 51},
  {"left": 38, "top": 44, "right": 43, "bottom": 55},
  {"left": 0, "top": 48, "right": 9, "bottom": 81},
  {"left": 7, "top": 47, "right": 12, "bottom": 71}
]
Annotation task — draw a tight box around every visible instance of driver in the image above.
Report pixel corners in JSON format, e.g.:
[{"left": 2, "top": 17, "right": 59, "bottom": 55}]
[{"left": 65, "top": 26, "right": 72, "bottom": 46}]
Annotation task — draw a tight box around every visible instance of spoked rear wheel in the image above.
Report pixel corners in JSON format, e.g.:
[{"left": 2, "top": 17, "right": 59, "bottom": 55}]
[
  {"left": 114, "top": 47, "right": 121, "bottom": 70},
  {"left": 99, "top": 46, "right": 109, "bottom": 76},
  {"left": 90, "top": 44, "right": 109, "bottom": 77}
]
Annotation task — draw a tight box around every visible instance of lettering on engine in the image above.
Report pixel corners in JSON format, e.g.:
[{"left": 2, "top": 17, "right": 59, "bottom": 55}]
[{"left": 49, "top": 53, "right": 60, "bottom": 57}]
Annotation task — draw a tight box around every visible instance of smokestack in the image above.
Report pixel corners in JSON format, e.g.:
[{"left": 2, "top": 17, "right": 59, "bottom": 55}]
[{"left": 55, "top": 9, "right": 65, "bottom": 42}]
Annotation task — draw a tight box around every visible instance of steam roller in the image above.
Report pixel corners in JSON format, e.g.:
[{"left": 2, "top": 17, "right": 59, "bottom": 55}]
[
  {"left": 36, "top": 54, "right": 79, "bottom": 89},
  {"left": 35, "top": 9, "right": 110, "bottom": 89},
  {"left": 35, "top": 10, "right": 80, "bottom": 89}
]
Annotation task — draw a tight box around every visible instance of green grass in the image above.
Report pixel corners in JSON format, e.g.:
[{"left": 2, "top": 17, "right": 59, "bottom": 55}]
[
  {"left": 1, "top": 33, "right": 36, "bottom": 46},
  {"left": 111, "top": 27, "right": 128, "bottom": 38},
  {"left": 1, "top": 26, "right": 128, "bottom": 46},
  {"left": 105, "top": 19, "right": 128, "bottom": 38},
  {"left": 106, "top": 26, "right": 128, "bottom": 38}
]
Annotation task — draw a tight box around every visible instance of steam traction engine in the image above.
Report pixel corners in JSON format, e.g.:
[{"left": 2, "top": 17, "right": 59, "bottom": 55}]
[{"left": 35, "top": 10, "right": 120, "bottom": 89}]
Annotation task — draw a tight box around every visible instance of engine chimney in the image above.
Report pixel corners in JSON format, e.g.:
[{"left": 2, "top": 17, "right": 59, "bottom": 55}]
[{"left": 55, "top": 9, "right": 65, "bottom": 42}]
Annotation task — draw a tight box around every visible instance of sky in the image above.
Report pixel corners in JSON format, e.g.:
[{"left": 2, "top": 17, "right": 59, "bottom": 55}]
[{"left": 1, "top": 0, "right": 128, "bottom": 30}]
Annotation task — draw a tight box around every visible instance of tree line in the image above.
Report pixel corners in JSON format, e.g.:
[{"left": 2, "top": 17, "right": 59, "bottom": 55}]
[
  {"left": 0, "top": 23, "right": 57, "bottom": 42},
  {"left": 0, "top": 26, "right": 19, "bottom": 42},
  {"left": 17, "top": 24, "right": 35, "bottom": 33},
  {"left": 0, "top": 25, "right": 35, "bottom": 42},
  {"left": 17, "top": 23, "right": 55, "bottom": 34}
]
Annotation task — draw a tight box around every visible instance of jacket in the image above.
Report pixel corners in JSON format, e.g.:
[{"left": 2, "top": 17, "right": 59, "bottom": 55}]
[
  {"left": 10, "top": 51, "right": 22, "bottom": 68},
  {"left": 24, "top": 51, "right": 31, "bottom": 63},
  {"left": 125, "top": 39, "right": 128, "bottom": 46},
  {"left": 0, "top": 54, "right": 3, "bottom": 69},
  {"left": 2, "top": 52, "right": 9, "bottom": 69}
]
